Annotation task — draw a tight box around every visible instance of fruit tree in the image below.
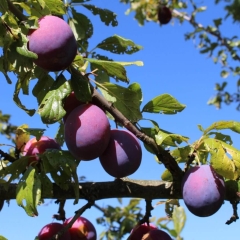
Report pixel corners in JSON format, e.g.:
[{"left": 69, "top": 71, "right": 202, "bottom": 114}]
[{"left": 1, "top": 0, "right": 240, "bottom": 240}]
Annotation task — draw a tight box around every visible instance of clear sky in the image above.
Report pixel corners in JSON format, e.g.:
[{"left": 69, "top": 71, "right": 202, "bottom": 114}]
[{"left": 1, "top": 1, "right": 240, "bottom": 239}]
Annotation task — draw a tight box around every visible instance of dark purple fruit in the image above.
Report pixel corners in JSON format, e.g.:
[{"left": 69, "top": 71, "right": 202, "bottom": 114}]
[
  {"left": 181, "top": 165, "right": 225, "bottom": 217},
  {"left": 157, "top": 6, "right": 172, "bottom": 25}
]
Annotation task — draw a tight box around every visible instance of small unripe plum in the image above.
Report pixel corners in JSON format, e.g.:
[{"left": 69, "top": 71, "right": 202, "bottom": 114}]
[
  {"left": 28, "top": 15, "right": 77, "bottom": 71},
  {"left": 181, "top": 165, "right": 225, "bottom": 217},
  {"left": 142, "top": 229, "right": 172, "bottom": 240},
  {"left": 157, "top": 6, "right": 172, "bottom": 25},
  {"left": 64, "top": 103, "right": 111, "bottom": 160},
  {"left": 23, "top": 136, "right": 61, "bottom": 164},
  {"left": 128, "top": 223, "right": 157, "bottom": 240},
  {"left": 64, "top": 216, "right": 97, "bottom": 240},
  {"left": 63, "top": 92, "right": 83, "bottom": 122},
  {"left": 37, "top": 222, "right": 71, "bottom": 240},
  {"left": 99, "top": 129, "right": 142, "bottom": 178}
]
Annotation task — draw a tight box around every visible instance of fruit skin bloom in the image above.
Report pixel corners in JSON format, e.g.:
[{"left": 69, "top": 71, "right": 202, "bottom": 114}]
[
  {"left": 28, "top": 15, "right": 77, "bottom": 71},
  {"left": 181, "top": 165, "right": 225, "bottom": 217}
]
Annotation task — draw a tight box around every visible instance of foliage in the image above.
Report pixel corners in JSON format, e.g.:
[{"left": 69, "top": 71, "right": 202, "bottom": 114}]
[{"left": 0, "top": 0, "right": 240, "bottom": 239}]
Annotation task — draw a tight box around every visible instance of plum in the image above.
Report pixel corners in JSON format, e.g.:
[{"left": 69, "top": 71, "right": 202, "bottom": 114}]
[
  {"left": 37, "top": 222, "right": 71, "bottom": 240},
  {"left": 181, "top": 165, "right": 225, "bottom": 217},
  {"left": 64, "top": 216, "right": 97, "bottom": 240},
  {"left": 157, "top": 6, "right": 172, "bottom": 25},
  {"left": 99, "top": 129, "right": 142, "bottom": 178},
  {"left": 64, "top": 103, "right": 111, "bottom": 160},
  {"left": 23, "top": 136, "right": 61, "bottom": 164},
  {"left": 63, "top": 92, "right": 83, "bottom": 123},
  {"left": 142, "top": 229, "right": 172, "bottom": 240},
  {"left": 28, "top": 15, "right": 77, "bottom": 71},
  {"left": 128, "top": 223, "right": 157, "bottom": 240}
]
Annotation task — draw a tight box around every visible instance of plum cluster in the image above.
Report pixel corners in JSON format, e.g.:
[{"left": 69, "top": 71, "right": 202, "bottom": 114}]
[
  {"left": 181, "top": 165, "right": 225, "bottom": 217},
  {"left": 22, "top": 92, "right": 142, "bottom": 178},
  {"left": 63, "top": 92, "right": 142, "bottom": 178},
  {"left": 28, "top": 15, "right": 77, "bottom": 72},
  {"left": 37, "top": 216, "right": 96, "bottom": 240},
  {"left": 128, "top": 223, "right": 172, "bottom": 240}
]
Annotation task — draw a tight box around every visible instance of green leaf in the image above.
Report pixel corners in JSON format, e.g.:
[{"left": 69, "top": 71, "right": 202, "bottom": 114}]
[
  {"left": 221, "top": 70, "right": 229, "bottom": 78},
  {"left": 98, "top": 82, "right": 142, "bottom": 122},
  {"left": 0, "top": 236, "right": 8, "bottom": 240},
  {"left": 203, "top": 120, "right": 240, "bottom": 135},
  {"left": 38, "top": 74, "right": 71, "bottom": 124},
  {"left": 55, "top": 122, "right": 65, "bottom": 147},
  {"left": 32, "top": 67, "right": 55, "bottom": 104},
  {"left": 142, "top": 94, "right": 186, "bottom": 114},
  {"left": 225, "top": 180, "right": 239, "bottom": 200},
  {"left": 70, "top": 70, "right": 92, "bottom": 102},
  {"left": 203, "top": 138, "right": 237, "bottom": 179},
  {"left": 29, "top": 0, "right": 51, "bottom": 17},
  {"left": 114, "top": 61, "right": 143, "bottom": 67},
  {"left": 13, "top": 74, "right": 36, "bottom": 116},
  {"left": 41, "top": 150, "right": 79, "bottom": 204},
  {"left": 155, "top": 129, "right": 189, "bottom": 147},
  {"left": 16, "top": 167, "right": 41, "bottom": 217},
  {"left": 45, "top": 0, "right": 66, "bottom": 15},
  {"left": 20, "top": 128, "right": 46, "bottom": 141},
  {"left": 16, "top": 44, "right": 38, "bottom": 59},
  {"left": 86, "top": 58, "right": 129, "bottom": 82},
  {"left": 96, "top": 35, "right": 143, "bottom": 55},
  {"left": 0, "top": 0, "right": 8, "bottom": 13},
  {"left": 208, "top": 131, "right": 232, "bottom": 145},
  {"left": 0, "top": 156, "right": 29, "bottom": 186},
  {"left": 39, "top": 172, "right": 53, "bottom": 198},
  {"left": 171, "top": 146, "right": 193, "bottom": 163},
  {"left": 69, "top": 9, "right": 93, "bottom": 41},
  {"left": 82, "top": 4, "right": 118, "bottom": 26},
  {"left": 172, "top": 206, "right": 186, "bottom": 237}
]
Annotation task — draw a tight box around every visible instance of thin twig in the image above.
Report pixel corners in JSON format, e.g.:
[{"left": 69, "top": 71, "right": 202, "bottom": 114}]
[{"left": 51, "top": 200, "right": 95, "bottom": 240}]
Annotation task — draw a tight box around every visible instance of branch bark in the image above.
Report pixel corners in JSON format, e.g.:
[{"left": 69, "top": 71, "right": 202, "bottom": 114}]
[{"left": 0, "top": 179, "right": 181, "bottom": 201}]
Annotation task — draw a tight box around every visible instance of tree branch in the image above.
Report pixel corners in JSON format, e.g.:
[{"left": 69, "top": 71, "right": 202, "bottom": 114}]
[
  {"left": 172, "top": 9, "right": 240, "bottom": 62},
  {"left": 0, "top": 179, "right": 180, "bottom": 201},
  {"left": 0, "top": 178, "right": 234, "bottom": 201}
]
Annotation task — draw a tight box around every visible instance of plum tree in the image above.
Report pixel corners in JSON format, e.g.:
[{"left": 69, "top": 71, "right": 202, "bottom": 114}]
[
  {"left": 2, "top": 1, "right": 240, "bottom": 240},
  {"left": 99, "top": 129, "right": 142, "bottom": 178},
  {"left": 64, "top": 216, "right": 97, "bottom": 240},
  {"left": 128, "top": 223, "right": 157, "bottom": 240},
  {"left": 157, "top": 5, "right": 172, "bottom": 25},
  {"left": 28, "top": 15, "right": 77, "bottom": 71},
  {"left": 64, "top": 103, "right": 111, "bottom": 160},
  {"left": 181, "top": 165, "right": 226, "bottom": 217},
  {"left": 37, "top": 222, "right": 71, "bottom": 240},
  {"left": 141, "top": 229, "right": 172, "bottom": 240},
  {"left": 63, "top": 92, "right": 83, "bottom": 123},
  {"left": 23, "top": 136, "right": 61, "bottom": 164}
]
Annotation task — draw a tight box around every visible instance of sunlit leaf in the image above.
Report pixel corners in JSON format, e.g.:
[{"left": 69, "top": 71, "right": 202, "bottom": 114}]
[
  {"left": 203, "top": 138, "right": 237, "bottom": 179},
  {"left": 16, "top": 167, "right": 41, "bottom": 217},
  {"left": 96, "top": 35, "right": 143, "bottom": 54},
  {"left": 86, "top": 58, "right": 130, "bottom": 82},
  {"left": 142, "top": 94, "right": 186, "bottom": 114},
  {"left": 98, "top": 82, "right": 142, "bottom": 122},
  {"left": 38, "top": 74, "right": 71, "bottom": 124},
  {"left": 172, "top": 206, "right": 186, "bottom": 237},
  {"left": 204, "top": 120, "right": 240, "bottom": 135}
]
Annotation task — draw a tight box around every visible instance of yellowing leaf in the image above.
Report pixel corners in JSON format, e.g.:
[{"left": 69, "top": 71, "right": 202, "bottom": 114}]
[
  {"left": 15, "top": 124, "right": 30, "bottom": 152},
  {"left": 204, "top": 138, "right": 237, "bottom": 179}
]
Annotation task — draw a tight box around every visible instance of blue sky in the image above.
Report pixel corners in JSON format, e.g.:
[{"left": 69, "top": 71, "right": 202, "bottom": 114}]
[{"left": 1, "top": 1, "right": 240, "bottom": 239}]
